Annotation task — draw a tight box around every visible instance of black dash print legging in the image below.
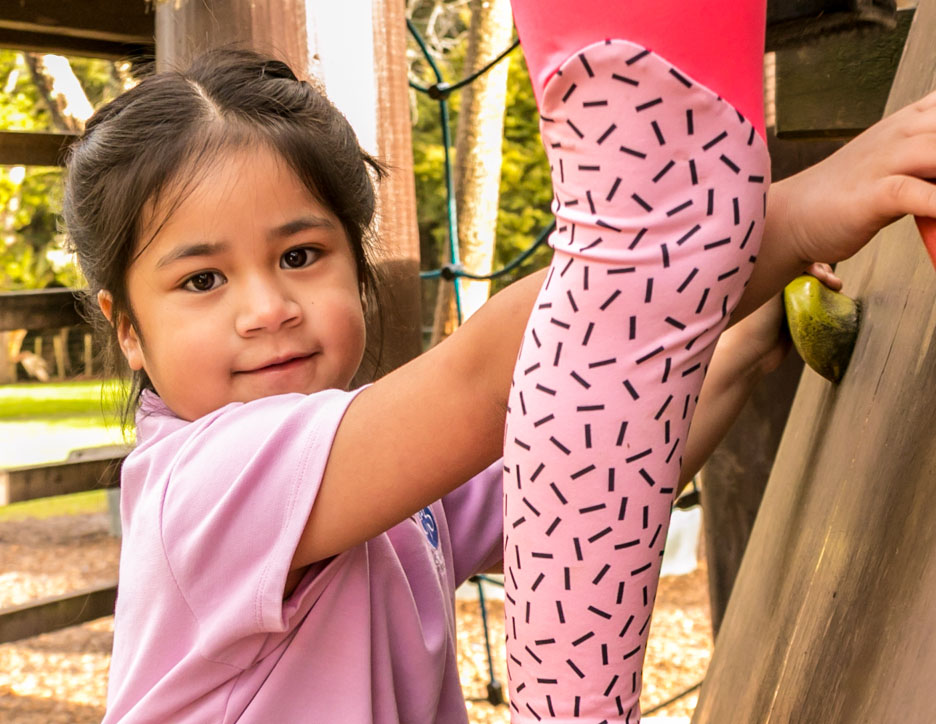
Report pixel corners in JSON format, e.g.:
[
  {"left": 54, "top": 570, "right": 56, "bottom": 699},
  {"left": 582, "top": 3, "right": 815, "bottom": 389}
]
[{"left": 503, "top": 2, "right": 769, "bottom": 721}]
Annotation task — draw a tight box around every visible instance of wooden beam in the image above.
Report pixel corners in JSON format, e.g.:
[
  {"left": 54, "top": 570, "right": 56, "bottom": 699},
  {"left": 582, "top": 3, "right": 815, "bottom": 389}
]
[
  {"left": 0, "top": 0, "right": 153, "bottom": 46},
  {"left": 0, "top": 289, "right": 85, "bottom": 332},
  {"left": 155, "top": 0, "right": 309, "bottom": 73},
  {"left": 0, "top": 583, "right": 117, "bottom": 644},
  {"left": 0, "top": 457, "right": 123, "bottom": 505},
  {"left": 774, "top": 8, "right": 912, "bottom": 139},
  {"left": 766, "top": 0, "right": 896, "bottom": 50},
  {"left": 0, "top": 28, "right": 151, "bottom": 60},
  {"left": 0, "top": 131, "right": 77, "bottom": 167}
]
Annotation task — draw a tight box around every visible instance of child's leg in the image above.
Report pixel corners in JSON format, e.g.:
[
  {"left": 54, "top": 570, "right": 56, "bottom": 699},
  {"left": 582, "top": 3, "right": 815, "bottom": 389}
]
[
  {"left": 512, "top": 0, "right": 767, "bottom": 139},
  {"left": 503, "top": 3, "right": 768, "bottom": 721}
]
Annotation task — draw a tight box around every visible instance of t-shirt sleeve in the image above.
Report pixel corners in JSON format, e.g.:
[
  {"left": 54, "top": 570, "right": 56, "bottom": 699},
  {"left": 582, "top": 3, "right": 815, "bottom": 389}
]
[
  {"left": 158, "top": 389, "right": 361, "bottom": 664},
  {"left": 440, "top": 459, "right": 504, "bottom": 585}
]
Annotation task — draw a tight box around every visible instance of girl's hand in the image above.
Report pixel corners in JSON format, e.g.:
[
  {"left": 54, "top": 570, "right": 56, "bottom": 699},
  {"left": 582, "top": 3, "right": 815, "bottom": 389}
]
[
  {"left": 777, "top": 89, "right": 936, "bottom": 265},
  {"left": 727, "top": 262, "right": 841, "bottom": 378}
]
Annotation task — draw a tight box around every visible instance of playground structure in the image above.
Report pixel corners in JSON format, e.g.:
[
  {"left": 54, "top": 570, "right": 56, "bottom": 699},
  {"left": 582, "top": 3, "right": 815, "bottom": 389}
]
[
  {"left": 1, "top": 1, "right": 934, "bottom": 721},
  {"left": 694, "top": 3, "right": 936, "bottom": 721}
]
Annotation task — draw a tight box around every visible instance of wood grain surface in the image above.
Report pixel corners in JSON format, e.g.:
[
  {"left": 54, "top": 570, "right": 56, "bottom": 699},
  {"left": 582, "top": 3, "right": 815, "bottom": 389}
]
[{"left": 694, "top": 4, "right": 936, "bottom": 722}]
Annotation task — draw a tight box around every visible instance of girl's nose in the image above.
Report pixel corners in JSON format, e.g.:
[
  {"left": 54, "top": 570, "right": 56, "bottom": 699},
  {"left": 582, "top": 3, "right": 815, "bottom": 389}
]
[{"left": 235, "top": 276, "right": 302, "bottom": 336}]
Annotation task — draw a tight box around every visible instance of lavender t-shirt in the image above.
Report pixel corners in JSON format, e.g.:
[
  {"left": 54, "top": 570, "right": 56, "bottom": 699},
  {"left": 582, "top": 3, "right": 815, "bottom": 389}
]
[{"left": 103, "top": 390, "right": 503, "bottom": 723}]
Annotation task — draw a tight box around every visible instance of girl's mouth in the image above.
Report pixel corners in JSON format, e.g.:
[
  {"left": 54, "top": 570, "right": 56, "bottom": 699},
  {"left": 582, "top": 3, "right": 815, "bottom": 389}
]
[{"left": 236, "top": 353, "right": 317, "bottom": 375}]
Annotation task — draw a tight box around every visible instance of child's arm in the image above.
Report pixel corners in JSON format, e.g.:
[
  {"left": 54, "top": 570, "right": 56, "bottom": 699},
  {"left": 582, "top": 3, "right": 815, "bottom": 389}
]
[
  {"left": 678, "top": 263, "right": 839, "bottom": 488},
  {"left": 290, "top": 268, "right": 547, "bottom": 568},
  {"left": 732, "top": 90, "right": 936, "bottom": 322}
]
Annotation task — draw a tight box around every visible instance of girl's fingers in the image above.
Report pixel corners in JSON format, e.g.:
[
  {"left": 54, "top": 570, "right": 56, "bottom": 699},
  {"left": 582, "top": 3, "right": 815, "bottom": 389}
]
[
  {"left": 879, "top": 132, "right": 936, "bottom": 179},
  {"left": 880, "top": 174, "right": 936, "bottom": 220},
  {"left": 805, "top": 262, "right": 842, "bottom": 291}
]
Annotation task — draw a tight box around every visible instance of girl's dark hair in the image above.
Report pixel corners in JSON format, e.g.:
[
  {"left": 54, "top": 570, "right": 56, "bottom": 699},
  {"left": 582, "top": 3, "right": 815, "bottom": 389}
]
[{"left": 63, "top": 48, "right": 386, "bottom": 425}]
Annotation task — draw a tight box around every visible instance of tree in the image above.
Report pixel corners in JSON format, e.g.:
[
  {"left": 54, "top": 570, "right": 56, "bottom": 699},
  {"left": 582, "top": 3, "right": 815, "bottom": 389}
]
[
  {"left": 0, "top": 50, "right": 126, "bottom": 381},
  {"left": 428, "top": 0, "right": 513, "bottom": 343},
  {"left": 408, "top": 0, "right": 554, "bottom": 345}
]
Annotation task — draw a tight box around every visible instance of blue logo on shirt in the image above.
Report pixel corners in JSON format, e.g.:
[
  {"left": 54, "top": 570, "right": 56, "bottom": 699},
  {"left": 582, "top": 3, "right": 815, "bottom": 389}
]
[{"left": 418, "top": 507, "right": 439, "bottom": 549}]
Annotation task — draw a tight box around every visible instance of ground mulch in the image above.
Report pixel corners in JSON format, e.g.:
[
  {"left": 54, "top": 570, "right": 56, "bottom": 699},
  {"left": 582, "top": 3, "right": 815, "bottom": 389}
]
[{"left": 0, "top": 513, "right": 712, "bottom": 722}]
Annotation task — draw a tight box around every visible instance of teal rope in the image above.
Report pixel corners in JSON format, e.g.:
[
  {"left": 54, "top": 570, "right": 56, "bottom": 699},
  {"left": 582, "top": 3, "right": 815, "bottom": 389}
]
[
  {"left": 420, "top": 220, "right": 554, "bottom": 281},
  {"left": 408, "top": 21, "right": 553, "bottom": 311},
  {"left": 408, "top": 18, "right": 463, "bottom": 323}
]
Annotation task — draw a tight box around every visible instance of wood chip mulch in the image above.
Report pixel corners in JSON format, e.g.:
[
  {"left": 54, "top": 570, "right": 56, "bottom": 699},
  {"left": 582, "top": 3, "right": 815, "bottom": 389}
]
[{"left": 0, "top": 513, "right": 712, "bottom": 722}]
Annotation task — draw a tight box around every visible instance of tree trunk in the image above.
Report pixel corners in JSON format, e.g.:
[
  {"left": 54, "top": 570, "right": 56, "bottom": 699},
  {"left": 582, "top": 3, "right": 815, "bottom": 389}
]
[
  {"left": 24, "top": 53, "right": 94, "bottom": 133},
  {"left": 430, "top": 0, "right": 513, "bottom": 344}
]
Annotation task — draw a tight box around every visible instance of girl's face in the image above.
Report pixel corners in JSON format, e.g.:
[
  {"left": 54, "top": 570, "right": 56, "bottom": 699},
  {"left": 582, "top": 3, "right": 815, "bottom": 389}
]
[{"left": 107, "top": 146, "right": 367, "bottom": 421}]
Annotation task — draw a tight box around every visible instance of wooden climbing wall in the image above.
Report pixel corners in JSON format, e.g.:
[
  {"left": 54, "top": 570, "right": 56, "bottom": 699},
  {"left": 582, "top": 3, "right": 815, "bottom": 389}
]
[{"left": 693, "top": 3, "right": 936, "bottom": 722}]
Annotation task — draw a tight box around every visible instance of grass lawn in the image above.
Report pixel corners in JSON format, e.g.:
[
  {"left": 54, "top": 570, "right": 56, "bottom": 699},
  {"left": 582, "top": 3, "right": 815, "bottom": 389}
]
[{"left": 0, "top": 380, "right": 128, "bottom": 521}]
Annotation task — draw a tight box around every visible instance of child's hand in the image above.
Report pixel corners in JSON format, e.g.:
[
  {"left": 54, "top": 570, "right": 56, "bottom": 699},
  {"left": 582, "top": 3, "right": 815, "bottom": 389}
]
[
  {"left": 777, "top": 90, "right": 936, "bottom": 265},
  {"left": 726, "top": 262, "right": 841, "bottom": 378}
]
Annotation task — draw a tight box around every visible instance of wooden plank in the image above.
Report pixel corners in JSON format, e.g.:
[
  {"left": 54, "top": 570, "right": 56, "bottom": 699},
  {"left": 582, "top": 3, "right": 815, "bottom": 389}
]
[
  {"left": 693, "top": 4, "right": 936, "bottom": 722},
  {"left": 0, "top": 27, "right": 151, "bottom": 60},
  {"left": 0, "top": 289, "right": 85, "bottom": 332},
  {"left": 0, "top": 457, "right": 123, "bottom": 505},
  {"left": 0, "top": 0, "right": 153, "bottom": 46},
  {"left": 766, "top": 0, "right": 897, "bottom": 50},
  {"left": 0, "top": 130, "right": 77, "bottom": 167},
  {"left": 0, "top": 583, "right": 117, "bottom": 644},
  {"left": 155, "top": 0, "right": 309, "bottom": 73},
  {"left": 774, "top": 7, "right": 912, "bottom": 138}
]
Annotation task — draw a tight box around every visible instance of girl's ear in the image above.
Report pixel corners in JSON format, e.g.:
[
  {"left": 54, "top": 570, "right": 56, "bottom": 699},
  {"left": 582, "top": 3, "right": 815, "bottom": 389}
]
[{"left": 97, "top": 290, "right": 145, "bottom": 371}]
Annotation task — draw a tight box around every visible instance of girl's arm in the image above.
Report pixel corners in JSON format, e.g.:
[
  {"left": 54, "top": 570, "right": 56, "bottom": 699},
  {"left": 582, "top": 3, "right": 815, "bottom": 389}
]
[
  {"left": 677, "top": 295, "right": 785, "bottom": 490},
  {"left": 290, "top": 268, "right": 546, "bottom": 568},
  {"left": 732, "top": 89, "right": 936, "bottom": 322},
  {"left": 681, "top": 263, "right": 840, "bottom": 489}
]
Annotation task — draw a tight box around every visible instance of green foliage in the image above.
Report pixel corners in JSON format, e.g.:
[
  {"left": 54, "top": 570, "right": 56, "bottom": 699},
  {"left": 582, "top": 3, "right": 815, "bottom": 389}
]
[
  {"left": 0, "top": 50, "right": 122, "bottom": 292},
  {"left": 492, "top": 54, "right": 553, "bottom": 292},
  {"left": 0, "top": 50, "right": 51, "bottom": 130},
  {"left": 409, "top": 33, "right": 554, "bottom": 294}
]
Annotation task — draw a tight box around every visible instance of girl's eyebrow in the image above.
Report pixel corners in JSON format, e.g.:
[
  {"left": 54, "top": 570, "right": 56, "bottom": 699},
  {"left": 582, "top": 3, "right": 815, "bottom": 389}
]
[
  {"left": 156, "top": 241, "right": 229, "bottom": 269},
  {"left": 272, "top": 215, "right": 336, "bottom": 238},
  {"left": 155, "top": 216, "right": 335, "bottom": 268}
]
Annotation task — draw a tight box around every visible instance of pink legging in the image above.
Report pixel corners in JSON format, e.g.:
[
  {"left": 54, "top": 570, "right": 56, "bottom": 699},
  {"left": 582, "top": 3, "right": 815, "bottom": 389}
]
[{"left": 503, "top": 3, "right": 768, "bottom": 721}]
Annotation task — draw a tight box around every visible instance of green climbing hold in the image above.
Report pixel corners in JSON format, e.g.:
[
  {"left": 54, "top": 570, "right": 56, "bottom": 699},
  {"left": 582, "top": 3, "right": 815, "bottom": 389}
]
[{"left": 783, "top": 275, "right": 861, "bottom": 383}]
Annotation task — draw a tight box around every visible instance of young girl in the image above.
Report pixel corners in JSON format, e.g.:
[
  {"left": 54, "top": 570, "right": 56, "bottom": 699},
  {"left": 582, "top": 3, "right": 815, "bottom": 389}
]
[{"left": 63, "top": 3, "right": 936, "bottom": 722}]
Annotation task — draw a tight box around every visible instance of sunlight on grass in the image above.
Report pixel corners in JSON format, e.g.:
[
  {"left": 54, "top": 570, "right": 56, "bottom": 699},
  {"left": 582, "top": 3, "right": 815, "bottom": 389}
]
[
  {"left": 0, "top": 379, "right": 131, "bottom": 467},
  {"left": 1, "top": 381, "right": 128, "bottom": 520},
  {"left": 0, "top": 380, "right": 125, "bottom": 420},
  {"left": 0, "top": 489, "right": 109, "bottom": 522}
]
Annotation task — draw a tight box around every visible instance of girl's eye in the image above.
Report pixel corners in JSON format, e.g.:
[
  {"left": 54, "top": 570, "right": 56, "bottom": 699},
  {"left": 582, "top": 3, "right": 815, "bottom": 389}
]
[
  {"left": 281, "top": 247, "right": 320, "bottom": 269},
  {"left": 182, "top": 271, "right": 225, "bottom": 292}
]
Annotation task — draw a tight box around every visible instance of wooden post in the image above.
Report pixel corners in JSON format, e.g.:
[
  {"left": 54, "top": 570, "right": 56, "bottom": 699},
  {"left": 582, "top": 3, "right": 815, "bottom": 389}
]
[
  {"left": 84, "top": 332, "right": 94, "bottom": 377},
  {"left": 53, "top": 328, "right": 67, "bottom": 379},
  {"left": 368, "top": 0, "right": 422, "bottom": 375},
  {"left": 693, "top": 5, "right": 936, "bottom": 722},
  {"left": 155, "top": 0, "right": 421, "bottom": 377}
]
